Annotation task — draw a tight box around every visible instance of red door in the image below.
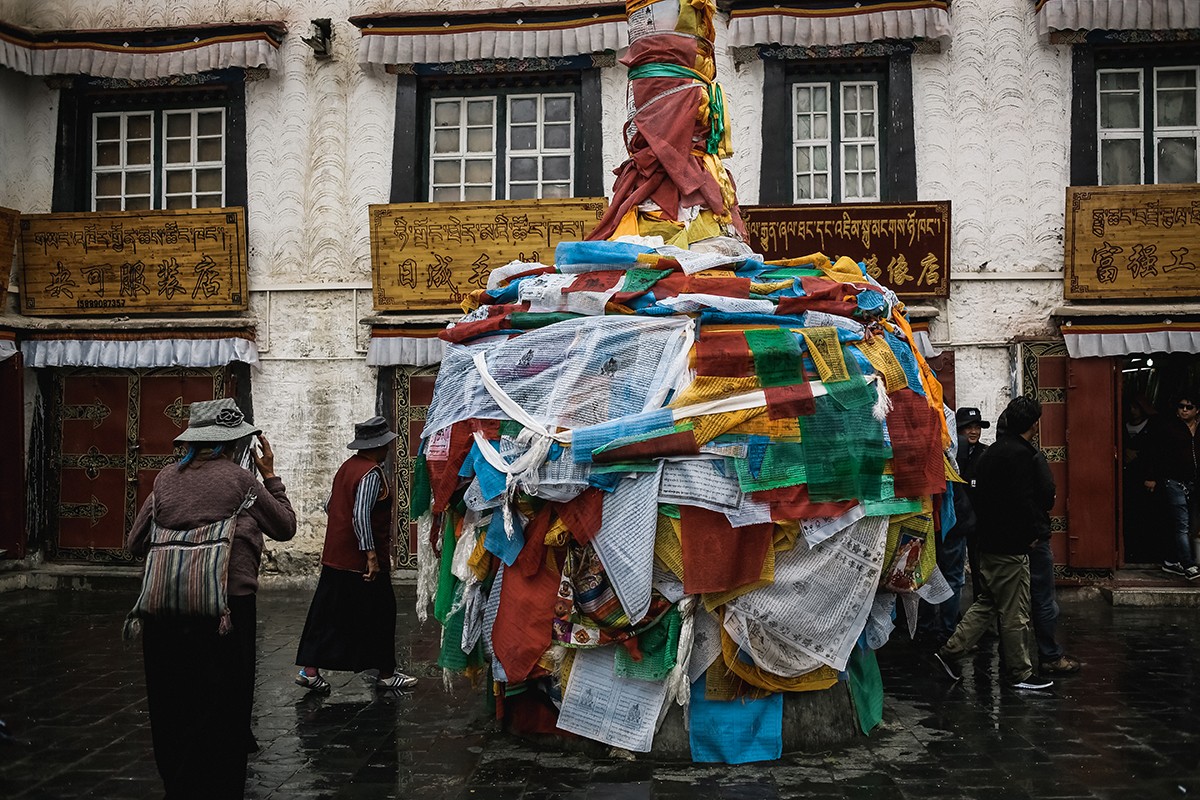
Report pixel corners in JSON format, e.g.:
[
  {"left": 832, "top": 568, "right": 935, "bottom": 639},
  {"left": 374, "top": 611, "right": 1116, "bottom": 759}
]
[
  {"left": 0, "top": 353, "right": 25, "bottom": 559},
  {"left": 1065, "top": 356, "right": 1119, "bottom": 568},
  {"left": 51, "top": 368, "right": 224, "bottom": 562}
]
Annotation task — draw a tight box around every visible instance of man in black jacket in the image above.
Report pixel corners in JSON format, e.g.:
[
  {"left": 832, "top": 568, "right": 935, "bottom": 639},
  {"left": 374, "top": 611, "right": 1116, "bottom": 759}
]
[{"left": 934, "top": 396, "right": 1055, "bottom": 691}]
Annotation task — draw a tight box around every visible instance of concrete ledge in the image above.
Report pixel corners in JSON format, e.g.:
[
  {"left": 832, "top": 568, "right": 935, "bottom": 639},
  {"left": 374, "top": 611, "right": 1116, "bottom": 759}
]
[{"left": 1101, "top": 587, "right": 1200, "bottom": 607}]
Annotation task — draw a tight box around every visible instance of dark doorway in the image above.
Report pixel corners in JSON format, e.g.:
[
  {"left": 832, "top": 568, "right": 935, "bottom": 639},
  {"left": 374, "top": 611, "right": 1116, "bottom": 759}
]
[{"left": 1119, "top": 352, "right": 1200, "bottom": 565}]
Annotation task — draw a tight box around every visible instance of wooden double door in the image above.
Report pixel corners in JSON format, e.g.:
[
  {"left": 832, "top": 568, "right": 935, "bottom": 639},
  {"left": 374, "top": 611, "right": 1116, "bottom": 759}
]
[{"left": 48, "top": 367, "right": 228, "bottom": 562}]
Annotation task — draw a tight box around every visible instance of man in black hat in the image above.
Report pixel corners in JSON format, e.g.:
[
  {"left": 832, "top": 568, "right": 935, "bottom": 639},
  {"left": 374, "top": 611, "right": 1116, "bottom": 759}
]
[
  {"left": 295, "top": 416, "right": 418, "bottom": 692},
  {"left": 955, "top": 407, "right": 990, "bottom": 598}
]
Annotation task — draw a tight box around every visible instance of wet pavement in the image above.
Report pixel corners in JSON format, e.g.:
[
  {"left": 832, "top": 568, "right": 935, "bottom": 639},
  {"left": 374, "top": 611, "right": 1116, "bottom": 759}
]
[{"left": 2, "top": 584, "right": 1200, "bottom": 799}]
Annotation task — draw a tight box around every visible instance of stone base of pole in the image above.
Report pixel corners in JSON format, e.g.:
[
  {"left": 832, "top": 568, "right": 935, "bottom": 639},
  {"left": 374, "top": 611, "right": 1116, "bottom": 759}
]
[{"left": 512, "top": 683, "right": 861, "bottom": 760}]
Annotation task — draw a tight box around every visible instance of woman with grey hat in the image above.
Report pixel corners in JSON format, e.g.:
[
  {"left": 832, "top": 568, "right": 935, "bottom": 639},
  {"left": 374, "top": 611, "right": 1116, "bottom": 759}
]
[
  {"left": 295, "top": 416, "right": 418, "bottom": 692},
  {"left": 127, "top": 397, "right": 296, "bottom": 800}
]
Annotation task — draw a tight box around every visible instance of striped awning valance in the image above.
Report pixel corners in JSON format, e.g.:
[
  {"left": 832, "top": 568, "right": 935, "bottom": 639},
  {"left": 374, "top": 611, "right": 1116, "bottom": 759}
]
[
  {"left": 0, "top": 330, "right": 16, "bottom": 362},
  {"left": 0, "top": 20, "right": 286, "bottom": 80},
  {"left": 727, "top": 1, "right": 951, "bottom": 48},
  {"left": 18, "top": 328, "right": 258, "bottom": 368},
  {"left": 366, "top": 324, "right": 449, "bottom": 367},
  {"left": 1034, "top": 0, "right": 1200, "bottom": 35},
  {"left": 349, "top": 4, "right": 627, "bottom": 67},
  {"left": 1061, "top": 321, "right": 1200, "bottom": 358}
]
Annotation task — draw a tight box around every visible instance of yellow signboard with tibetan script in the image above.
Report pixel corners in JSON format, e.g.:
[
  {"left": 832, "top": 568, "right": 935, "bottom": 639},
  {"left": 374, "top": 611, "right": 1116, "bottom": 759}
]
[
  {"left": 19, "top": 208, "right": 248, "bottom": 316},
  {"left": 1065, "top": 184, "right": 1200, "bottom": 299},
  {"left": 369, "top": 198, "right": 608, "bottom": 311}
]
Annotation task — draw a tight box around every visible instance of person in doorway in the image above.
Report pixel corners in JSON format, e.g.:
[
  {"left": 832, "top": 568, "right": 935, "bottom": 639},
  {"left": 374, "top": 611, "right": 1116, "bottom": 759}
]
[
  {"left": 1122, "top": 394, "right": 1158, "bottom": 563},
  {"left": 934, "top": 396, "right": 1055, "bottom": 691},
  {"left": 1142, "top": 390, "right": 1200, "bottom": 581},
  {"left": 295, "top": 416, "right": 418, "bottom": 691},
  {"left": 955, "top": 407, "right": 990, "bottom": 600},
  {"left": 128, "top": 398, "right": 297, "bottom": 800}
]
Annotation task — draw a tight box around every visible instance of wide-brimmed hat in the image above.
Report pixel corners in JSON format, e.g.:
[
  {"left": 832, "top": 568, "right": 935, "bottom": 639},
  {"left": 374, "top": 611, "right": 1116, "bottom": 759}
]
[
  {"left": 348, "top": 416, "right": 398, "bottom": 450},
  {"left": 175, "top": 398, "right": 261, "bottom": 444},
  {"left": 955, "top": 407, "right": 990, "bottom": 430}
]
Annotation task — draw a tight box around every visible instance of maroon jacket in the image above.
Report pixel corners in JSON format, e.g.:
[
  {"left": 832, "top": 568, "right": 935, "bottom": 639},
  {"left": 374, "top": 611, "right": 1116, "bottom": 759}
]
[
  {"left": 128, "top": 458, "right": 296, "bottom": 596},
  {"left": 322, "top": 454, "right": 394, "bottom": 573}
]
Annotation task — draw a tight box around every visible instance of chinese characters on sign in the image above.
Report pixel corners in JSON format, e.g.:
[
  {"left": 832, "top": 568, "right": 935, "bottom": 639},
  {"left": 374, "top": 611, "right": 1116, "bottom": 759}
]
[
  {"left": 368, "top": 198, "right": 608, "bottom": 311},
  {"left": 1065, "top": 184, "right": 1200, "bottom": 299},
  {"left": 741, "top": 202, "right": 952, "bottom": 299},
  {"left": 19, "top": 208, "right": 248, "bottom": 316}
]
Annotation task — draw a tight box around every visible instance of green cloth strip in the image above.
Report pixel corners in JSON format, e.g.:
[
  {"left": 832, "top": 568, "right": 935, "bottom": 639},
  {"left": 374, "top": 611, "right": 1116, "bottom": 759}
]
[
  {"left": 411, "top": 454, "right": 431, "bottom": 520},
  {"left": 733, "top": 441, "right": 807, "bottom": 492},
  {"left": 744, "top": 328, "right": 802, "bottom": 388},
  {"left": 509, "top": 311, "right": 582, "bottom": 329}
]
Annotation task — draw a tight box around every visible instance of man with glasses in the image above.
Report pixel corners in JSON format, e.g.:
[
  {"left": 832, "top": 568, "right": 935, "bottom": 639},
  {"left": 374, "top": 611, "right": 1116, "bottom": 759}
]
[{"left": 1143, "top": 392, "right": 1200, "bottom": 581}]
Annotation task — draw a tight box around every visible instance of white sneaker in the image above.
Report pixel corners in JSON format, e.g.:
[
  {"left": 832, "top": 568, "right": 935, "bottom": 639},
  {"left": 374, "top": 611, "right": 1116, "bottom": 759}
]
[
  {"left": 1010, "top": 674, "right": 1053, "bottom": 691},
  {"left": 376, "top": 672, "right": 417, "bottom": 690}
]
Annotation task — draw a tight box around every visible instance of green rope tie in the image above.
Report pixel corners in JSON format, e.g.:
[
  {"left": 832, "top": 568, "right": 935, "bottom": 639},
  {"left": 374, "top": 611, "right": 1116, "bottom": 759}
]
[{"left": 628, "top": 63, "right": 726, "bottom": 155}]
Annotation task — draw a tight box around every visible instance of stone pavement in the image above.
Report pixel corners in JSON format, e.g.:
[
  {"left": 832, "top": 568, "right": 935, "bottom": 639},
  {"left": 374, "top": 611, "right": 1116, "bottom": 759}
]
[{"left": 2, "top": 585, "right": 1200, "bottom": 799}]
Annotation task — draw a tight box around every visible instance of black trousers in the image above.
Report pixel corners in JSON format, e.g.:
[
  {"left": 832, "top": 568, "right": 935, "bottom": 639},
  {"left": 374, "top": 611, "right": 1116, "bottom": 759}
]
[{"left": 142, "top": 593, "right": 256, "bottom": 800}]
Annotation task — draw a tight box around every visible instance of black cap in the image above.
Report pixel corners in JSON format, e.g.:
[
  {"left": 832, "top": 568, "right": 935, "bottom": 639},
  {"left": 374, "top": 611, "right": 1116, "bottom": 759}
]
[
  {"left": 955, "top": 407, "right": 990, "bottom": 430},
  {"left": 347, "top": 416, "right": 398, "bottom": 450}
]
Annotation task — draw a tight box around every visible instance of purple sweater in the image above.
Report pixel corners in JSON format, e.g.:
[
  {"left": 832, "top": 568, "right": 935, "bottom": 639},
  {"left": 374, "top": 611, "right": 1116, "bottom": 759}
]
[{"left": 128, "top": 457, "right": 297, "bottom": 596}]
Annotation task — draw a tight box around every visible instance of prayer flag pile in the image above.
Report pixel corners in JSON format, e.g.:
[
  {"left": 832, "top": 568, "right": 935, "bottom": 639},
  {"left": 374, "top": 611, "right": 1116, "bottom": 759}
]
[{"left": 412, "top": 241, "right": 954, "bottom": 761}]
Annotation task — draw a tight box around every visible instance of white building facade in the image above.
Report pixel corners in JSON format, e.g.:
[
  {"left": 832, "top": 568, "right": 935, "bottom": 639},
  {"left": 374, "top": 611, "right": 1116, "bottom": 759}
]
[{"left": 0, "top": 0, "right": 1196, "bottom": 580}]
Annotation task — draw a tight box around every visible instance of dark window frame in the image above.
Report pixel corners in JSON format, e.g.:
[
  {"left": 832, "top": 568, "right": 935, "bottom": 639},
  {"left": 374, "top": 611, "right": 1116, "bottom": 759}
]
[
  {"left": 52, "top": 70, "right": 248, "bottom": 213},
  {"left": 391, "top": 68, "right": 605, "bottom": 203},
  {"left": 760, "top": 52, "right": 917, "bottom": 205},
  {"left": 1071, "top": 42, "right": 1200, "bottom": 187}
]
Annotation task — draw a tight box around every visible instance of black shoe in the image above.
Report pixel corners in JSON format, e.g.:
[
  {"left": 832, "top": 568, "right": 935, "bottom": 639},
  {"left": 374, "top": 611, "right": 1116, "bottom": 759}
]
[
  {"left": 933, "top": 649, "right": 962, "bottom": 682},
  {"left": 1010, "top": 674, "right": 1054, "bottom": 691},
  {"left": 1163, "top": 562, "right": 1187, "bottom": 577},
  {"left": 1185, "top": 565, "right": 1200, "bottom": 581}
]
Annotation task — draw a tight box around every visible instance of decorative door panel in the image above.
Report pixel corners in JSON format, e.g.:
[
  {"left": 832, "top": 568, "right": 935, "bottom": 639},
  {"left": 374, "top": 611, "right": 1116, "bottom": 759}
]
[
  {"left": 393, "top": 366, "right": 439, "bottom": 572},
  {"left": 50, "top": 367, "right": 224, "bottom": 563},
  {"left": 136, "top": 373, "right": 223, "bottom": 510},
  {"left": 57, "top": 374, "right": 132, "bottom": 554}
]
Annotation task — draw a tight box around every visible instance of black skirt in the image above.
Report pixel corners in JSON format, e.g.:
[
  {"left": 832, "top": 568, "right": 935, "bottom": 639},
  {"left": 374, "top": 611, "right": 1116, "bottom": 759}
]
[
  {"left": 295, "top": 565, "right": 397, "bottom": 674},
  {"left": 142, "top": 593, "right": 256, "bottom": 800}
]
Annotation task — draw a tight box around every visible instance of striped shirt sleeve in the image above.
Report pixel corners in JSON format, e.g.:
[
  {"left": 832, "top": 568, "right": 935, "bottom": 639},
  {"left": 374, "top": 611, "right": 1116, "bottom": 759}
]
[{"left": 353, "top": 468, "right": 382, "bottom": 552}]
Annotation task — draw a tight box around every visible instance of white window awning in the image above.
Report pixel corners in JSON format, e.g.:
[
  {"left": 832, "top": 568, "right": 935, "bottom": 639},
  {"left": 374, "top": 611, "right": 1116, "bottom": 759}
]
[
  {"left": 1055, "top": 305, "right": 1200, "bottom": 358},
  {"left": 727, "top": 1, "right": 951, "bottom": 49},
  {"left": 0, "top": 20, "right": 286, "bottom": 80},
  {"left": 365, "top": 320, "right": 451, "bottom": 367},
  {"left": 1035, "top": 0, "right": 1199, "bottom": 35},
  {"left": 349, "top": 4, "right": 627, "bottom": 68},
  {"left": 0, "top": 330, "right": 16, "bottom": 362},
  {"left": 17, "top": 327, "right": 258, "bottom": 368}
]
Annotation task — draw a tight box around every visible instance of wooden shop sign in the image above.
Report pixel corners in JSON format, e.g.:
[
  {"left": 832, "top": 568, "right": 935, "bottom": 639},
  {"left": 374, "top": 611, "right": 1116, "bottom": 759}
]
[
  {"left": 19, "top": 208, "right": 248, "bottom": 316},
  {"left": 1065, "top": 184, "right": 1200, "bottom": 299},
  {"left": 742, "top": 201, "right": 952, "bottom": 299},
  {"left": 369, "top": 198, "right": 608, "bottom": 311}
]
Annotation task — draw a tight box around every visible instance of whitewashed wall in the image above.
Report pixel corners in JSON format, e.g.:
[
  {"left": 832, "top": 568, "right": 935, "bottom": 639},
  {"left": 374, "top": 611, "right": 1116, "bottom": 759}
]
[{"left": 3, "top": 0, "right": 1074, "bottom": 570}]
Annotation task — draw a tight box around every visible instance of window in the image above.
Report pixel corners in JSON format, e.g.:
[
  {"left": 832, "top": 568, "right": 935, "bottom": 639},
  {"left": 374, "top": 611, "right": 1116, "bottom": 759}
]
[
  {"left": 1097, "top": 66, "right": 1199, "bottom": 185},
  {"left": 92, "top": 108, "right": 226, "bottom": 210},
  {"left": 390, "top": 68, "right": 604, "bottom": 204},
  {"left": 53, "top": 73, "right": 247, "bottom": 214},
  {"left": 1071, "top": 44, "right": 1199, "bottom": 187},
  {"left": 760, "top": 54, "right": 915, "bottom": 205},
  {"left": 428, "top": 92, "right": 575, "bottom": 202},
  {"left": 792, "top": 80, "right": 881, "bottom": 203}
]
